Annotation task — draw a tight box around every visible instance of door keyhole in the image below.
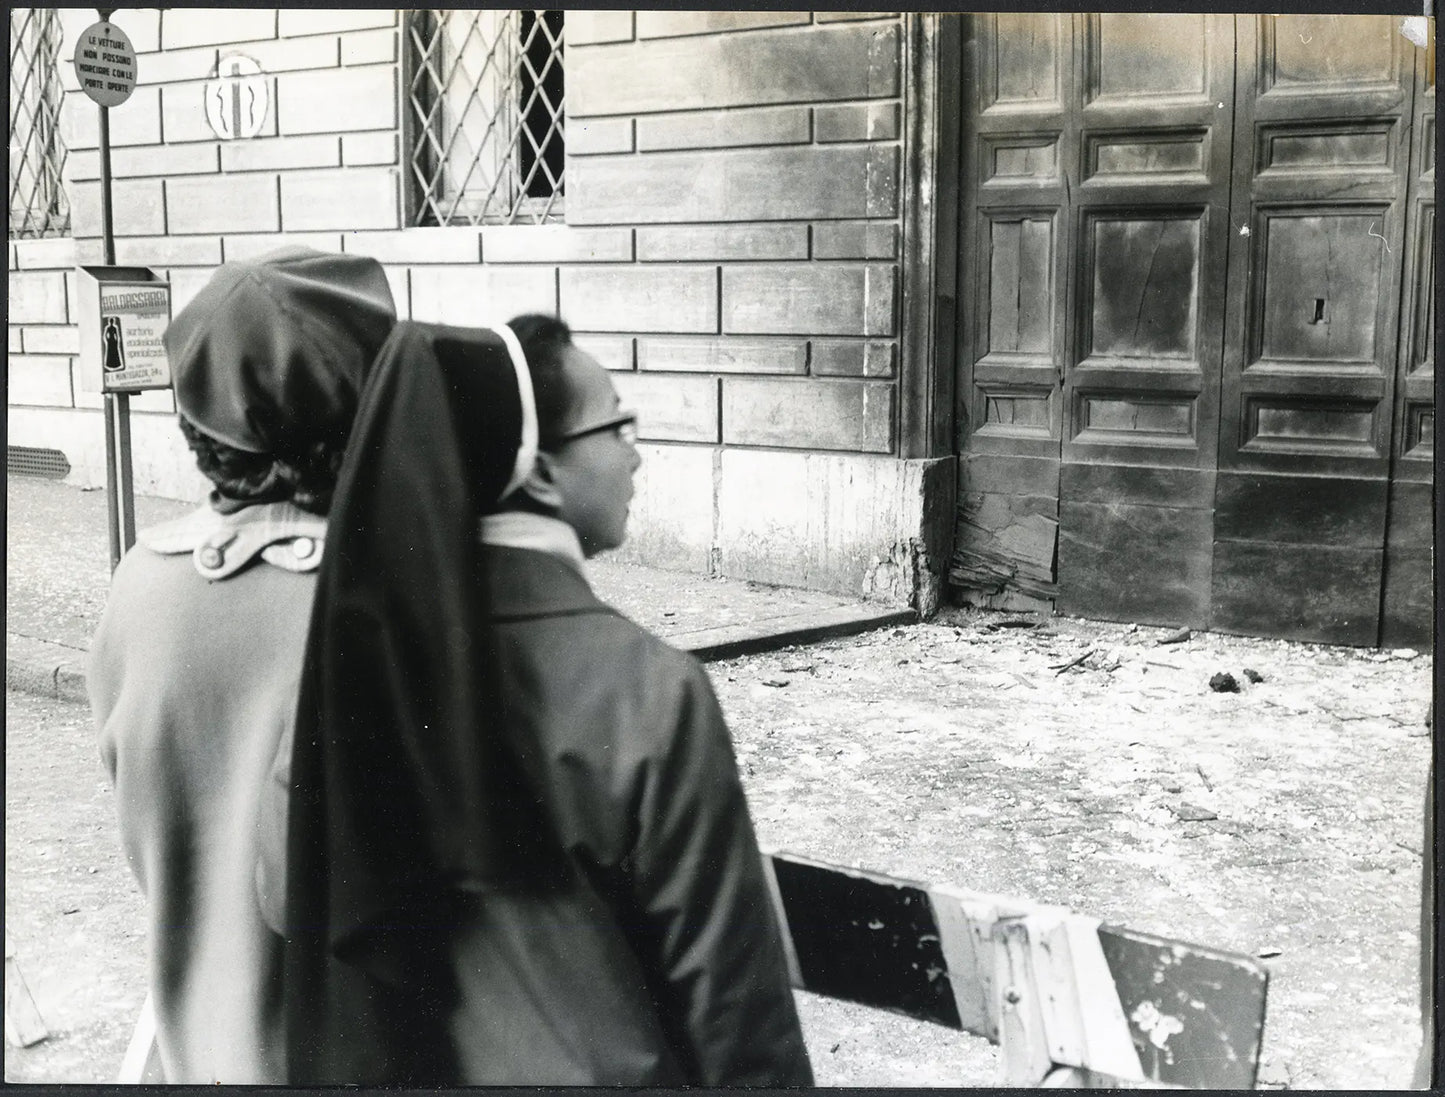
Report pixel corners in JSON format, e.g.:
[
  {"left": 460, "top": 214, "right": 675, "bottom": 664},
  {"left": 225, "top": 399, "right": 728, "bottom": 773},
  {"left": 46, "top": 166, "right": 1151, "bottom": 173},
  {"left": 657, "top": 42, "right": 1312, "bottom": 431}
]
[{"left": 1310, "top": 298, "right": 1327, "bottom": 324}]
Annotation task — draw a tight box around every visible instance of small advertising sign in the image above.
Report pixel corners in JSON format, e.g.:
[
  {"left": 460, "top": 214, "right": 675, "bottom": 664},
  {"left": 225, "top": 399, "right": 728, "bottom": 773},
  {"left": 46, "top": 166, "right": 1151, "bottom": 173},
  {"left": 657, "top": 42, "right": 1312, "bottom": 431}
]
[
  {"left": 78, "top": 267, "right": 173, "bottom": 393},
  {"left": 99, "top": 283, "right": 171, "bottom": 391},
  {"left": 73, "top": 20, "right": 137, "bottom": 108}
]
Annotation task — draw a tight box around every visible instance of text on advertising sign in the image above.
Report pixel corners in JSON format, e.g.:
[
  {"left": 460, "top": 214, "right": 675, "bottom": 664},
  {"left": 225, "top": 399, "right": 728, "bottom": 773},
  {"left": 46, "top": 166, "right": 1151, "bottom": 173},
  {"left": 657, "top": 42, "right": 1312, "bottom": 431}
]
[
  {"left": 73, "top": 21, "right": 136, "bottom": 108},
  {"left": 100, "top": 283, "right": 172, "bottom": 393}
]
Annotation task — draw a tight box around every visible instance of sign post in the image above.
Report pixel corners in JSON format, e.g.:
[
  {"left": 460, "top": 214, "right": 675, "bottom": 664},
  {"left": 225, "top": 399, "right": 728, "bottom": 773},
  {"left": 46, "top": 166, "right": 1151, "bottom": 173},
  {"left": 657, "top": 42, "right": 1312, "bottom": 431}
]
[{"left": 73, "top": 9, "right": 152, "bottom": 570}]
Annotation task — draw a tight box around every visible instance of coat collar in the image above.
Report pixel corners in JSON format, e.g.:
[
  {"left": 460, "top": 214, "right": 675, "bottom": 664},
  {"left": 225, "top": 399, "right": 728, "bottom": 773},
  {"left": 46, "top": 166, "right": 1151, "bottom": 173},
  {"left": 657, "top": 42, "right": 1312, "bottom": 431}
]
[{"left": 479, "top": 544, "right": 616, "bottom": 622}]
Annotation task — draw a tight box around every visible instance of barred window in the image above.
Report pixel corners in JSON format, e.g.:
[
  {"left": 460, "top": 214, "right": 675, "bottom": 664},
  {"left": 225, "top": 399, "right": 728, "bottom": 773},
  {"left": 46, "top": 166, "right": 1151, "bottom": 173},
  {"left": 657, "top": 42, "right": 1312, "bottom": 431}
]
[
  {"left": 406, "top": 10, "right": 564, "bottom": 227},
  {"left": 9, "top": 7, "right": 70, "bottom": 238}
]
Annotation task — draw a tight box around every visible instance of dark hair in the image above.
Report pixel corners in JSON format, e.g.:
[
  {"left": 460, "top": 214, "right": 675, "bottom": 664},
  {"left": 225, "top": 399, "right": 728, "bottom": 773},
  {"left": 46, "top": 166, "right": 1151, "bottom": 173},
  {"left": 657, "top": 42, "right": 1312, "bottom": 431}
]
[
  {"left": 179, "top": 415, "right": 344, "bottom": 516},
  {"left": 506, "top": 313, "right": 573, "bottom": 451}
]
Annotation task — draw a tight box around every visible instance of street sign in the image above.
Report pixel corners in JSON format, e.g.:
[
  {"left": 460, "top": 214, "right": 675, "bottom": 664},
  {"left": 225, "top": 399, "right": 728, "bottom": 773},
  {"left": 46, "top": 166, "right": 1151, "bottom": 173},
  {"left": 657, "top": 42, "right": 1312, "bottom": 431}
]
[
  {"left": 73, "top": 20, "right": 136, "bottom": 108},
  {"left": 205, "top": 54, "right": 268, "bottom": 140},
  {"left": 78, "top": 267, "right": 173, "bottom": 393}
]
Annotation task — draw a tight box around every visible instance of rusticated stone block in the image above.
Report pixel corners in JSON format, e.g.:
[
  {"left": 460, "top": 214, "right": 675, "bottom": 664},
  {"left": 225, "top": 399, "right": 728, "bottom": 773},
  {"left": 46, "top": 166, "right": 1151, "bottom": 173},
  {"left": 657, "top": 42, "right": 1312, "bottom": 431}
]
[
  {"left": 637, "top": 224, "right": 808, "bottom": 262},
  {"left": 68, "top": 142, "right": 220, "bottom": 182},
  {"left": 637, "top": 106, "right": 810, "bottom": 151},
  {"left": 811, "top": 340, "right": 898, "bottom": 377},
  {"left": 222, "top": 134, "right": 340, "bottom": 173},
  {"left": 165, "top": 174, "right": 278, "bottom": 234},
  {"left": 114, "top": 235, "right": 223, "bottom": 267},
  {"left": 722, "top": 377, "right": 893, "bottom": 451},
  {"left": 638, "top": 337, "right": 807, "bottom": 375},
  {"left": 341, "top": 227, "right": 480, "bottom": 264},
  {"left": 162, "top": 8, "right": 277, "bottom": 50},
  {"left": 275, "top": 68, "right": 396, "bottom": 135},
  {"left": 483, "top": 226, "right": 632, "bottom": 264},
  {"left": 70, "top": 179, "right": 167, "bottom": 238},
  {"left": 569, "top": 118, "right": 634, "bottom": 156},
  {"left": 277, "top": 9, "right": 395, "bottom": 37},
  {"left": 813, "top": 221, "right": 898, "bottom": 260},
  {"left": 63, "top": 86, "right": 162, "bottom": 150},
  {"left": 612, "top": 373, "right": 720, "bottom": 442},
  {"left": 114, "top": 44, "right": 216, "bottom": 86},
  {"left": 20, "top": 326, "right": 80, "bottom": 355},
  {"left": 409, "top": 264, "right": 557, "bottom": 325},
  {"left": 341, "top": 28, "right": 397, "bottom": 67},
  {"left": 571, "top": 23, "right": 900, "bottom": 116},
  {"left": 244, "top": 34, "right": 342, "bottom": 73},
  {"left": 224, "top": 232, "right": 345, "bottom": 263},
  {"left": 567, "top": 11, "right": 635, "bottom": 46},
  {"left": 573, "top": 334, "right": 635, "bottom": 372},
  {"left": 722, "top": 264, "right": 897, "bottom": 336},
  {"left": 716, "top": 448, "right": 951, "bottom": 606},
  {"left": 342, "top": 132, "right": 397, "bottom": 166},
  {"left": 8, "top": 356, "right": 74, "bottom": 407},
  {"left": 609, "top": 442, "right": 717, "bottom": 574},
  {"left": 560, "top": 266, "right": 718, "bottom": 333},
  {"left": 816, "top": 101, "right": 901, "bottom": 142},
  {"left": 569, "top": 145, "right": 898, "bottom": 224},
  {"left": 636, "top": 11, "right": 810, "bottom": 38},
  {"left": 280, "top": 169, "right": 398, "bottom": 231},
  {"left": 12, "top": 238, "right": 77, "bottom": 271}
]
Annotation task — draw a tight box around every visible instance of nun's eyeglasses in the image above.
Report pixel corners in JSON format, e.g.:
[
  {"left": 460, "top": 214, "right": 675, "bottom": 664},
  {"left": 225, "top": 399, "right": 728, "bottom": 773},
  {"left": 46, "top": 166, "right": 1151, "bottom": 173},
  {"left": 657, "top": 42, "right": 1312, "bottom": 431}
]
[{"left": 558, "top": 411, "right": 638, "bottom": 446}]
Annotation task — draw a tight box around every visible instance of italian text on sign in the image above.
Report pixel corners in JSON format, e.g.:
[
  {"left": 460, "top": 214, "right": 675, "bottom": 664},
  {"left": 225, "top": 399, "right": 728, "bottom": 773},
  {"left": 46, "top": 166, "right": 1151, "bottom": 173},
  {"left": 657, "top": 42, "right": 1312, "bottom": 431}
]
[
  {"left": 73, "top": 21, "right": 136, "bottom": 108},
  {"left": 100, "top": 284, "right": 172, "bottom": 393}
]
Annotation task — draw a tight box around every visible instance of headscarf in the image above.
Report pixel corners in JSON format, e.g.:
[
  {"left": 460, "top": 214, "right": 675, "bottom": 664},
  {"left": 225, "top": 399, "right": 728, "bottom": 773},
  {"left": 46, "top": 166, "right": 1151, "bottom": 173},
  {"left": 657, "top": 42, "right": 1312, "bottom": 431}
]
[
  {"left": 283, "top": 320, "right": 561, "bottom": 1084},
  {"left": 164, "top": 247, "right": 397, "bottom": 459}
]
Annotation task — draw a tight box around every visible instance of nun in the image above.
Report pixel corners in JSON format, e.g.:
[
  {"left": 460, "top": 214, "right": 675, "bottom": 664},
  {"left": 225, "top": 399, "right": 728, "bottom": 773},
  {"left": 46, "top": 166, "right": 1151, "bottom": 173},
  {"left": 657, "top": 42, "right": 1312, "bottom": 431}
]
[
  {"left": 88, "top": 247, "right": 397, "bottom": 1083},
  {"left": 281, "top": 316, "right": 813, "bottom": 1085}
]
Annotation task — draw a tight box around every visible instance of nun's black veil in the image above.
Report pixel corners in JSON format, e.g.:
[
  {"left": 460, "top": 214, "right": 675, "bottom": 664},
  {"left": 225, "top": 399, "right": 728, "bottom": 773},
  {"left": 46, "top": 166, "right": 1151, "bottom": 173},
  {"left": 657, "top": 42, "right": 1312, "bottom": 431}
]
[{"left": 282, "top": 320, "right": 564, "bottom": 1083}]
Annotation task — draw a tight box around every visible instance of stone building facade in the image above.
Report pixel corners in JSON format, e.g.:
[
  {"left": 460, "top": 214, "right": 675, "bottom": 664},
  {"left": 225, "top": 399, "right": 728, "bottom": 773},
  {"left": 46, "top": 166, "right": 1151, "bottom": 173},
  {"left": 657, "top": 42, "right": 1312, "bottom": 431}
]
[{"left": 7, "top": 11, "right": 1434, "bottom": 644}]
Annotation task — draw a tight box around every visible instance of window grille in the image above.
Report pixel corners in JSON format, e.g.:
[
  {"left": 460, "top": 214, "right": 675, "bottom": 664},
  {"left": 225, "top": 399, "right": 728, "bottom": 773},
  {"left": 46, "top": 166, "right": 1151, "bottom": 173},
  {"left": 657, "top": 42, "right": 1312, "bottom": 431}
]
[
  {"left": 9, "top": 7, "right": 70, "bottom": 238},
  {"left": 405, "top": 10, "right": 564, "bottom": 227}
]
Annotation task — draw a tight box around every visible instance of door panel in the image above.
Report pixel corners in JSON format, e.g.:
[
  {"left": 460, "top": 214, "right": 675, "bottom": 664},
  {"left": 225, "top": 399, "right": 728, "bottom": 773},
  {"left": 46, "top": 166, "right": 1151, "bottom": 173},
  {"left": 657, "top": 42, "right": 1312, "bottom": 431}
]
[
  {"left": 951, "top": 14, "right": 1434, "bottom": 644},
  {"left": 1213, "top": 14, "right": 1417, "bottom": 646},
  {"left": 1382, "top": 37, "right": 1435, "bottom": 647},
  {"left": 953, "top": 13, "right": 1072, "bottom": 609},
  {"left": 1056, "top": 13, "right": 1235, "bottom": 626}
]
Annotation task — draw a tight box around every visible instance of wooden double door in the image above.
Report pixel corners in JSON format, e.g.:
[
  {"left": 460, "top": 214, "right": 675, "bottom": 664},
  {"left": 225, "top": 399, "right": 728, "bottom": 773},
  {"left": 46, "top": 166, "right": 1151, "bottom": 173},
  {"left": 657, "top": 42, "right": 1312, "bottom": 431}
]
[{"left": 952, "top": 13, "right": 1435, "bottom": 646}]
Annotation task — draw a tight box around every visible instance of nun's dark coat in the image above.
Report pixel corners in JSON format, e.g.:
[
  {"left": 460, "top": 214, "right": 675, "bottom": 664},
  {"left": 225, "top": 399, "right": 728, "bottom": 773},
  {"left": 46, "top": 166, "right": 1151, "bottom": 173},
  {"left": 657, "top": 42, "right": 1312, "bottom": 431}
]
[{"left": 288, "top": 541, "right": 812, "bottom": 1085}]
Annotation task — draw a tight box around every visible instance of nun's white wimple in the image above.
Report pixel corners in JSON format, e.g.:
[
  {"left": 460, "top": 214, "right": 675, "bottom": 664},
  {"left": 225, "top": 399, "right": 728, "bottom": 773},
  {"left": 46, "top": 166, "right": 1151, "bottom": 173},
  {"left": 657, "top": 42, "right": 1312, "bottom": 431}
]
[{"left": 489, "top": 322, "right": 538, "bottom": 500}]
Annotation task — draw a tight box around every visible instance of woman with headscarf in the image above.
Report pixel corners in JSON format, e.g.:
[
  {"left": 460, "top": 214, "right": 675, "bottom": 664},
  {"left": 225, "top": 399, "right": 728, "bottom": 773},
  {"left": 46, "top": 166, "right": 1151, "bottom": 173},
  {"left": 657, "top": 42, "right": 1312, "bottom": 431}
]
[
  {"left": 88, "top": 247, "right": 397, "bottom": 1083},
  {"left": 281, "top": 316, "right": 813, "bottom": 1085}
]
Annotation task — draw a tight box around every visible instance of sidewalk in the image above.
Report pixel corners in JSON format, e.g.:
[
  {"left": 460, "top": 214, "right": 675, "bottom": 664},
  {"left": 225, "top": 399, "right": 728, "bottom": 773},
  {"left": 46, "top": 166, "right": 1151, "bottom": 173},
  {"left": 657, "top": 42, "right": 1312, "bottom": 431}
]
[{"left": 5, "top": 476, "right": 913, "bottom": 705}]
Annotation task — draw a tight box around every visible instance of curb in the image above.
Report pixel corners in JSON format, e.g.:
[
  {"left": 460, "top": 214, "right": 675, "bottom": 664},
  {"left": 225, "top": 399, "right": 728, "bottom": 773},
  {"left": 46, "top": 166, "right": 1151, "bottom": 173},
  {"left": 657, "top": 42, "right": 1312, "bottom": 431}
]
[
  {"left": 676, "top": 605, "right": 918, "bottom": 662},
  {"left": 6, "top": 605, "right": 917, "bottom": 705},
  {"left": 6, "top": 633, "right": 90, "bottom": 706}
]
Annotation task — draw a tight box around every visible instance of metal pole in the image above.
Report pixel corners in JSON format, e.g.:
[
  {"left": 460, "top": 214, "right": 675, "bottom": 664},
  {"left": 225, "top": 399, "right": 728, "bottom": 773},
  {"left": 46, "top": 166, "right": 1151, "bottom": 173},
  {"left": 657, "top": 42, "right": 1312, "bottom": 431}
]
[{"left": 99, "top": 95, "right": 126, "bottom": 570}]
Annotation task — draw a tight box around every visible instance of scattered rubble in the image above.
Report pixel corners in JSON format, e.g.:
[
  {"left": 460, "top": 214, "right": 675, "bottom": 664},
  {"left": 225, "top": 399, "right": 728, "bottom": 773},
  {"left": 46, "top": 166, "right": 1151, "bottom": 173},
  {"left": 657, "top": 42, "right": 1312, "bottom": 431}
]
[
  {"left": 1209, "top": 672, "right": 1241, "bottom": 693},
  {"left": 1157, "top": 627, "right": 1192, "bottom": 645},
  {"left": 1243, "top": 668, "right": 1265, "bottom": 684}
]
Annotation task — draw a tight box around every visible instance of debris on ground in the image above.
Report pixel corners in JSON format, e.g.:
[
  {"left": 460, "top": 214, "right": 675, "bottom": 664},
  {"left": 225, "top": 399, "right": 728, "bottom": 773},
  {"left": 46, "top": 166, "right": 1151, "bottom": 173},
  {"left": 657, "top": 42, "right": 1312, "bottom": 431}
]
[
  {"left": 1243, "top": 668, "right": 1265, "bottom": 683},
  {"left": 1209, "top": 672, "right": 1240, "bottom": 693},
  {"left": 1170, "top": 802, "right": 1219, "bottom": 822},
  {"left": 762, "top": 678, "right": 790, "bottom": 688},
  {"left": 1257, "top": 946, "right": 1284, "bottom": 958},
  {"left": 1157, "top": 627, "right": 1192, "bottom": 645}
]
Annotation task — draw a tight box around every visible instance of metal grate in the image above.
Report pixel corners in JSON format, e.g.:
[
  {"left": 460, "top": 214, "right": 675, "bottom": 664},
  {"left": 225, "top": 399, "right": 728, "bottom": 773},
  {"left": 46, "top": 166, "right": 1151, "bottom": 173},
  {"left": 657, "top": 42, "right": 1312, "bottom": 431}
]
[
  {"left": 9, "top": 8, "right": 70, "bottom": 238},
  {"left": 405, "top": 9, "right": 564, "bottom": 227},
  {"left": 8, "top": 446, "right": 71, "bottom": 479}
]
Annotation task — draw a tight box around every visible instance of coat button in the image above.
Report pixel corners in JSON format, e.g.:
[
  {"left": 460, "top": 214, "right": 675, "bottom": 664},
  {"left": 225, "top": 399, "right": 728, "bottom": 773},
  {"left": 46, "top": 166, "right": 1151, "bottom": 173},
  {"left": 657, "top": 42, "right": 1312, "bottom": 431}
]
[
  {"left": 292, "top": 536, "right": 316, "bottom": 560},
  {"left": 199, "top": 546, "right": 224, "bottom": 569}
]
